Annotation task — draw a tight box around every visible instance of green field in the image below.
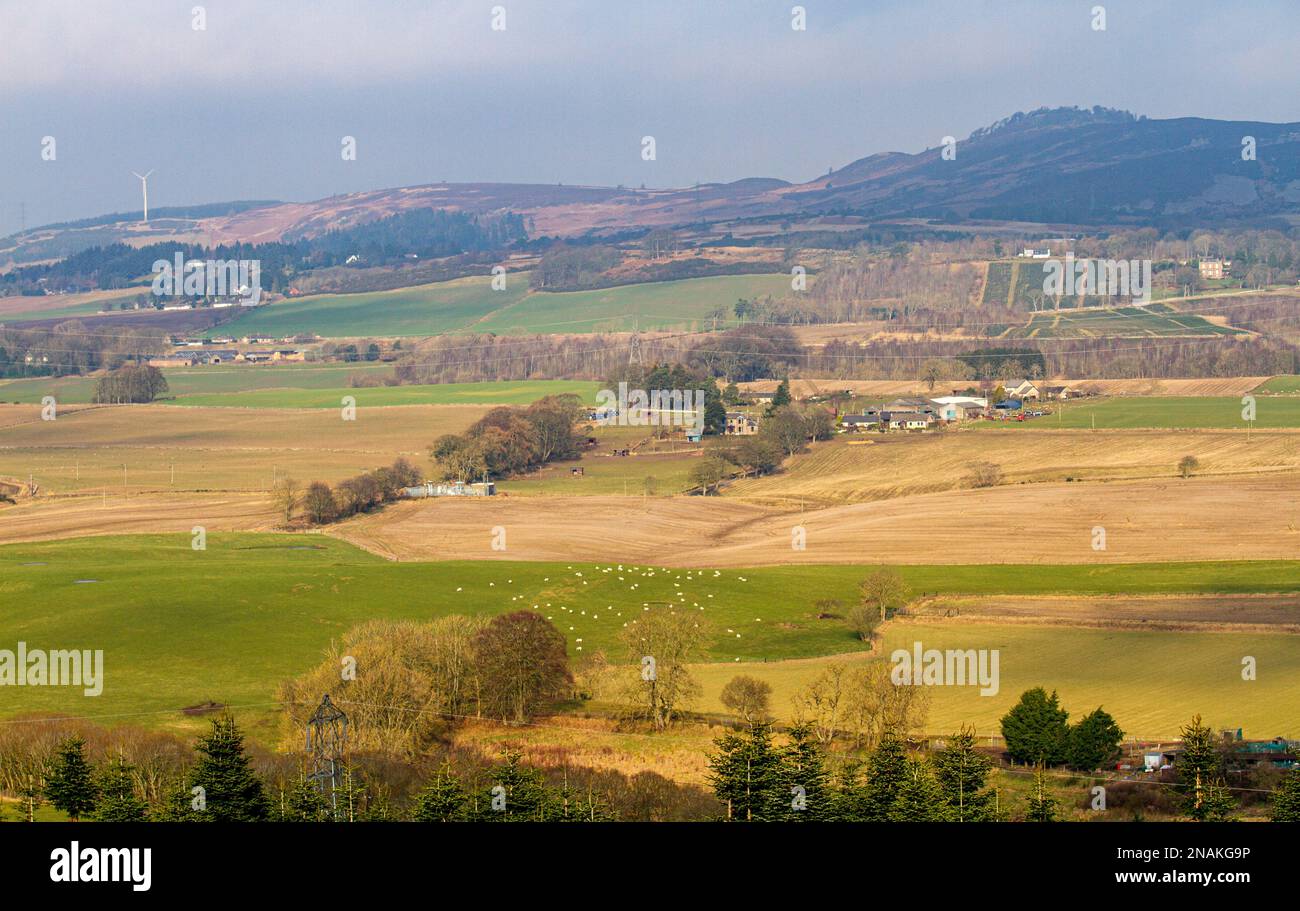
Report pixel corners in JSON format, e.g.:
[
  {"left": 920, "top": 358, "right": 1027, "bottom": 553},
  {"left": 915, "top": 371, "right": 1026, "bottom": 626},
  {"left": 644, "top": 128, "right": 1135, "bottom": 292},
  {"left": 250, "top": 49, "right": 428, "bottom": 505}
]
[
  {"left": 500, "top": 445, "right": 719, "bottom": 496},
  {"left": 1259, "top": 376, "right": 1300, "bottom": 394},
  {"left": 205, "top": 275, "right": 531, "bottom": 338},
  {"left": 205, "top": 273, "right": 793, "bottom": 338},
  {"left": 470, "top": 274, "right": 794, "bottom": 335},
  {"left": 977, "top": 396, "right": 1300, "bottom": 429},
  {"left": 0, "top": 373, "right": 599, "bottom": 408},
  {"left": 1003, "top": 304, "right": 1244, "bottom": 339},
  {"left": 167, "top": 379, "right": 601, "bottom": 408},
  {"left": 2, "top": 533, "right": 1297, "bottom": 730},
  {"left": 0, "top": 363, "right": 395, "bottom": 405},
  {"left": 697, "top": 623, "right": 1299, "bottom": 739},
  {"left": 981, "top": 262, "right": 1012, "bottom": 306}
]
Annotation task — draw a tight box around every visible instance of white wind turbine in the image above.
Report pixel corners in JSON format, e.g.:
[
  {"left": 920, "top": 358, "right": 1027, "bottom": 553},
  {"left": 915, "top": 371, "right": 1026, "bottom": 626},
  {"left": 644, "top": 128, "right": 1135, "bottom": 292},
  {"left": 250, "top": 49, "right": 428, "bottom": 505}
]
[{"left": 131, "top": 170, "right": 155, "bottom": 224}]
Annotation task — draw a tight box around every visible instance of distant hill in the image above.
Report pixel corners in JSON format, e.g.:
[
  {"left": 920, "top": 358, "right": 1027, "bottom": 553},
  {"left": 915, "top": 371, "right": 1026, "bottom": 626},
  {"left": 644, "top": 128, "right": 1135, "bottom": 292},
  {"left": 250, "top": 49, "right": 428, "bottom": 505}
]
[
  {"left": 6, "top": 107, "right": 1300, "bottom": 266},
  {"left": 793, "top": 106, "right": 1300, "bottom": 228}
]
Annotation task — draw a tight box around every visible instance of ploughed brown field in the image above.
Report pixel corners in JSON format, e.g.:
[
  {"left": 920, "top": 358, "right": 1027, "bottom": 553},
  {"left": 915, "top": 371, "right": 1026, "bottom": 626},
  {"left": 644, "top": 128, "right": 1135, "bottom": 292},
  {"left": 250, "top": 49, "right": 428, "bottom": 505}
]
[
  {"left": 326, "top": 473, "right": 1300, "bottom": 566},
  {"left": 909, "top": 593, "right": 1300, "bottom": 633},
  {"left": 0, "top": 402, "right": 487, "bottom": 494},
  {"left": 0, "top": 491, "right": 279, "bottom": 545},
  {"left": 1, "top": 396, "right": 1295, "bottom": 564}
]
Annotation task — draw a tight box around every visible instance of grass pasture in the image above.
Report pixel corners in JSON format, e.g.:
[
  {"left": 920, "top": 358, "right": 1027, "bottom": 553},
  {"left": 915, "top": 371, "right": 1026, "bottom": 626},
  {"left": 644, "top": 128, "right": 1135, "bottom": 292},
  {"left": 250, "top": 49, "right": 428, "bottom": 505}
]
[
  {"left": 0, "top": 533, "right": 1297, "bottom": 738},
  {"left": 0, "top": 363, "right": 395, "bottom": 405},
  {"left": 1259, "top": 375, "right": 1300, "bottom": 394},
  {"left": 470, "top": 273, "right": 794, "bottom": 335},
  {"left": 1005, "top": 305, "right": 1244, "bottom": 339},
  {"left": 207, "top": 273, "right": 793, "bottom": 338},
  {"left": 0, "top": 370, "right": 598, "bottom": 409},
  {"left": 694, "top": 621, "right": 1300, "bottom": 739},
  {"left": 978, "top": 396, "right": 1300, "bottom": 430},
  {"left": 205, "top": 275, "right": 531, "bottom": 338},
  {"left": 167, "top": 379, "right": 601, "bottom": 409}
]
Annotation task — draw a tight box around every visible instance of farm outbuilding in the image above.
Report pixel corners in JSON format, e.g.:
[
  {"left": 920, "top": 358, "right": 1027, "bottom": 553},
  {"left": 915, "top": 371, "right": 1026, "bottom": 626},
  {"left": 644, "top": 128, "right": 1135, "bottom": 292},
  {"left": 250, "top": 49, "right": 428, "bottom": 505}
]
[{"left": 403, "top": 481, "right": 495, "bottom": 498}]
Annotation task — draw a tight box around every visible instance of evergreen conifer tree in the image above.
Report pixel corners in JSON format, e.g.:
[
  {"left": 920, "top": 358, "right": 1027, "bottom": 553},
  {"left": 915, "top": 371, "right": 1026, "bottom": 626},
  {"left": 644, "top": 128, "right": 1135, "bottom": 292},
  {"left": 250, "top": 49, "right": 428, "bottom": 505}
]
[
  {"left": 1067, "top": 707, "right": 1124, "bottom": 771},
  {"left": 772, "top": 724, "right": 833, "bottom": 821},
  {"left": 478, "top": 751, "right": 559, "bottom": 822},
  {"left": 44, "top": 736, "right": 98, "bottom": 820},
  {"left": 860, "top": 734, "right": 909, "bottom": 821},
  {"left": 1025, "top": 766, "right": 1058, "bottom": 822},
  {"left": 706, "top": 722, "right": 783, "bottom": 821},
  {"left": 413, "top": 762, "right": 469, "bottom": 822},
  {"left": 1177, "top": 715, "right": 1236, "bottom": 822},
  {"left": 92, "top": 757, "right": 148, "bottom": 822},
  {"left": 933, "top": 728, "right": 997, "bottom": 821},
  {"left": 279, "top": 776, "right": 330, "bottom": 822},
  {"left": 187, "top": 715, "right": 271, "bottom": 822},
  {"left": 1271, "top": 770, "right": 1300, "bottom": 821},
  {"left": 889, "top": 756, "right": 949, "bottom": 822},
  {"left": 1000, "top": 688, "right": 1070, "bottom": 766}
]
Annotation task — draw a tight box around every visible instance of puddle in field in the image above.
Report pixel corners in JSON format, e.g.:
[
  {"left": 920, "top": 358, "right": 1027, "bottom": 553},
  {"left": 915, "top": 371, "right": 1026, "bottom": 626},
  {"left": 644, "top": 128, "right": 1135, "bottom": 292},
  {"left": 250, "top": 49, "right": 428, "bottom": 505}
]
[
  {"left": 20, "top": 562, "right": 48, "bottom": 566},
  {"left": 73, "top": 579, "right": 100, "bottom": 584}
]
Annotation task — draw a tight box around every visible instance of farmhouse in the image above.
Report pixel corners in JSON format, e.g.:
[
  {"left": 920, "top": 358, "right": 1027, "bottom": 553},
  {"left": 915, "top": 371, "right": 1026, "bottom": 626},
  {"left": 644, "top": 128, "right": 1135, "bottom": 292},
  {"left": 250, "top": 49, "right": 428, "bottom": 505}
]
[
  {"left": 1198, "top": 258, "right": 1230, "bottom": 280},
  {"left": 725, "top": 412, "right": 759, "bottom": 435},
  {"left": 1021, "top": 247, "right": 1051, "bottom": 258},
  {"left": 1041, "top": 384, "right": 1072, "bottom": 400},
  {"left": 885, "top": 411, "right": 936, "bottom": 431},
  {"left": 1003, "top": 380, "right": 1040, "bottom": 401},
  {"left": 838, "top": 414, "right": 880, "bottom": 432},
  {"left": 148, "top": 353, "right": 197, "bottom": 368}
]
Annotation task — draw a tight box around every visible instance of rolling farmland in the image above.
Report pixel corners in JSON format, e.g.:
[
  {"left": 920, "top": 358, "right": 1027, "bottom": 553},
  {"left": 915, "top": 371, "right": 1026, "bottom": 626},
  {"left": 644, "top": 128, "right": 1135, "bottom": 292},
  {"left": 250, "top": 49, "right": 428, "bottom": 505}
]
[
  {"left": 694, "top": 621, "right": 1300, "bottom": 738},
  {"left": 1003, "top": 304, "right": 1245, "bottom": 338},
  {"left": 0, "top": 401, "right": 486, "bottom": 495},
  {"left": 1, "top": 533, "right": 1295, "bottom": 739},
  {"left": 203, "top": 272, "right": 793, "bottom": 338},
  {"left": 977, "top": 396, "right": 1300, "bottom": 429}
]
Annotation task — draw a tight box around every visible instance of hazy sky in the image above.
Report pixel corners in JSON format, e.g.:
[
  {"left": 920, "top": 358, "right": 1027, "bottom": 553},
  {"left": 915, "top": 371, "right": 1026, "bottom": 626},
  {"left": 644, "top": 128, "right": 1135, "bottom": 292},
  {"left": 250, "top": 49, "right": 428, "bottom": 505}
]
[{"left": 3, "top": 0, "right": 1298, "bottom": 236}]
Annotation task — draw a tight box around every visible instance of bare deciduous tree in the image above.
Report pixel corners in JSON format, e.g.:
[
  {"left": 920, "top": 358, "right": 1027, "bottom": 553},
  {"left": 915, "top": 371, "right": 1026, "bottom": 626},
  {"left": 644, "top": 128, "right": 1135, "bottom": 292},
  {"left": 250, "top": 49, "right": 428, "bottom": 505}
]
[
  {"left": 618, "top": 610, "right": 709, "bottom": 730},
  {"left": 860, "top": 568, "right": 910, "bottom": 623},
  {"left": 271, "top": 476, "right": 299, "bottom": 525},
  {"left": 720, "top": 675, "right": 772, "bottom": 725}
]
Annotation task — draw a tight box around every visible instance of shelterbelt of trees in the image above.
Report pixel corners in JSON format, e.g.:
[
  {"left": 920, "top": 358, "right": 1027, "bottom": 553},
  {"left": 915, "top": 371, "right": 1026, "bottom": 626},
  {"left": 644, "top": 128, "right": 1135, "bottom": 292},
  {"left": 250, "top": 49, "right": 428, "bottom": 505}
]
[
  {"left": 0, "top": 323, "right": 168, "bottom": 379},
  {"left": 388, "top": 322, "right": 1294, "bottom": 386},
  {"left": 91, "top": 364, "right": 168, "bottom": 404},
  {"left": 18, "top": 688, "right": 1300, "bottom": 822},
  {"left": 429, "top": 394, "right": 590, "bottom": 482}
]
